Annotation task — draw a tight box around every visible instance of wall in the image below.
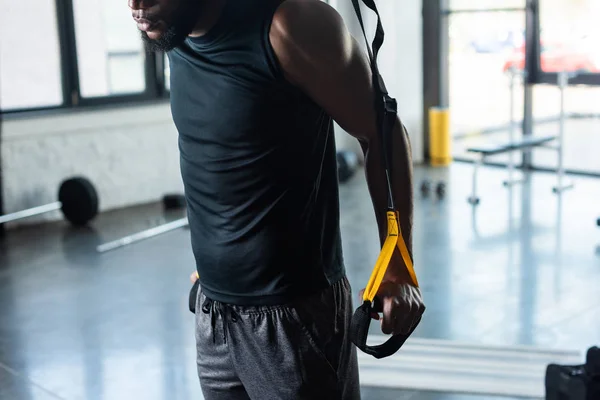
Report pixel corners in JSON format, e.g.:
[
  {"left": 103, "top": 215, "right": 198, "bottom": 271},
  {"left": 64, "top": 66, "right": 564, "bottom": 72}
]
[
  {"left": 329, "top": 0, "right": 424, "bottom": 163},
  {"left": 1, "top": 103, "right": 183, "bottom": 225}
]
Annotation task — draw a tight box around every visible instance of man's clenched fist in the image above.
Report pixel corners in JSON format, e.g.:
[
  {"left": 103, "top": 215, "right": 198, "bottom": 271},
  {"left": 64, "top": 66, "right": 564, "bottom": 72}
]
[{"left": 360, "top": 280, "right": 425, "bottom": 336}]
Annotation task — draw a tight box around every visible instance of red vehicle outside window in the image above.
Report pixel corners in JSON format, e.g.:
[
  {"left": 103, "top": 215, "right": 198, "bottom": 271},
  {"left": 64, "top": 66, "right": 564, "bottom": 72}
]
[{"left": 503, "top": 42, "right": 600, "bottom": 73}]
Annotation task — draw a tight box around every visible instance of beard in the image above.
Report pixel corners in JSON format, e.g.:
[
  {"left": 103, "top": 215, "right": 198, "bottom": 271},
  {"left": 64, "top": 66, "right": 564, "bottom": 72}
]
[{"left": 141, "top": 0, "right": 203, "bottom": 53}]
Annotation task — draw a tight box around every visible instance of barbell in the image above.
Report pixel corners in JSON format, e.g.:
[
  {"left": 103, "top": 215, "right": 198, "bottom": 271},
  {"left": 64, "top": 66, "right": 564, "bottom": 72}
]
[
  {"left": 96, "top": 217, "right": 188, "bottom": 253},
  {"left": 0, "top": 177, "right": 99, "bottom": 227}
]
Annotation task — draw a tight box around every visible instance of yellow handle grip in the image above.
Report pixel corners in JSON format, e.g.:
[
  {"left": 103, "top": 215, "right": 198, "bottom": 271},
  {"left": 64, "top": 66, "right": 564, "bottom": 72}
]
[{"left": 362, "top": 211, "right": 418, "bottom": 303}]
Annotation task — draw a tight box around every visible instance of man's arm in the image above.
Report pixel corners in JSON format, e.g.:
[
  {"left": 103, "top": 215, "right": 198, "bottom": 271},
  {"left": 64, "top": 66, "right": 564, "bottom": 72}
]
[{"left": 270, "top": 0, "right": 424, "bottom": 335}]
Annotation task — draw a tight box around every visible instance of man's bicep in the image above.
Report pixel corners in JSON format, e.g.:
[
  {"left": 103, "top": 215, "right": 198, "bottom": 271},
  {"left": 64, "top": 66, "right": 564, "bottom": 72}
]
[
  {"left": 269, "top": 0, "right": 379, "bottom": 143},
  {"left": 315, "top": 37, "right": 380, "bottom": 142}
]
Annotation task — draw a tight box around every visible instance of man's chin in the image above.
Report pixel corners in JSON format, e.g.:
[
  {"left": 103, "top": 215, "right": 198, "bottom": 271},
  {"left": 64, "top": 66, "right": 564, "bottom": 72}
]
[
  {"left": 141, "top": 29, "right": 185, "bottom": 53},
  {"left": 144, "top": 29, "right": 163, "bottom": 41}
]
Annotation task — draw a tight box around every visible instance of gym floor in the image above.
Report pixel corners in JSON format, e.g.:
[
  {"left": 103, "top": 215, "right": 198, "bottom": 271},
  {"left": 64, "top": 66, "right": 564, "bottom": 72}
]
[{"left": 1, "top": 162, "right": 599, "bottom": 400}]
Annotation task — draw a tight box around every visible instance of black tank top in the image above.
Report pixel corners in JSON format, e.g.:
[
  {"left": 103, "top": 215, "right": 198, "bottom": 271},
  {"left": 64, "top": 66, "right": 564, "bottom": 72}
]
[{"left": 167, "top": 0, "right": 345, "bottom": 306}]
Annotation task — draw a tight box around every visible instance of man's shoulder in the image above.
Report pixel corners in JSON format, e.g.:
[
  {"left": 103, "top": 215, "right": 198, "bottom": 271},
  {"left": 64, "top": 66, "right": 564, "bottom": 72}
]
[
  {"left": 269, "top": 0, "right": 354, "bottom": 86},
  {"left": 270, "top": 0, "right": 347, "bottom": 48}
]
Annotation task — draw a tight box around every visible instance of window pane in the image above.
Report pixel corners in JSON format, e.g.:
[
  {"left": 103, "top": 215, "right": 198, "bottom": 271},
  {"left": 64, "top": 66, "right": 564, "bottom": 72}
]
[
  {"left": 0, "top": 0, "right": 63, "bottom": 110},
  {"left": 72, "top": 0, "right": 146, "bottom": 98},
  {"left": 449, "top": 0, "right": 524, "bottom": 11},
  {"left": 539, "top": 0, "right": 600, "bottom": 74},
  {"left": 530, "top": 0, "right": 600, "bottom": 175},
  {"left": 448, "top": 10, "right": 525, "bottom": 162}
]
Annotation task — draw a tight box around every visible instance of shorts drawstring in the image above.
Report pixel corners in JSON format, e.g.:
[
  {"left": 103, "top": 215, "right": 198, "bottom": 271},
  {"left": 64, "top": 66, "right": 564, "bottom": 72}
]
[{"left": 201, "top": 296, "right": 238, "bottom": 344}]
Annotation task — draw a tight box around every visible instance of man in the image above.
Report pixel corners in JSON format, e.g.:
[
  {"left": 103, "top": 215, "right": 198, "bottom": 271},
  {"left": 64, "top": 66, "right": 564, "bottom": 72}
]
[{"left": 128, "top": 0, "right": 425, "bottom": 398}]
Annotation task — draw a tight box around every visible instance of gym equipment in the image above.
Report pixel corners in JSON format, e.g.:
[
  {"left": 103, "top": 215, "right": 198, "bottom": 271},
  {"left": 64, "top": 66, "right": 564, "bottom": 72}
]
[
  {"left": 96, "top": 217, "right": 188, "bottom": 253},
  {"left": 428, "top": 107, "right": 451, "bottom": 166},
  {"left": 0, "top": 177, "right": 98, "bottom": 227},
  {"left": 420, "top": 180, "right": 431, "bottom": 196},
  {"left": 545, "top": 346, "right": 600, "bottom": 399},
  {"left": 552, "top": 71, "right": 576, "bottom": 194},
  {"left": 466, "top": 69, "right": 575, "bottom": 205},
  {"left": 337, "top": 150, "right": 359, "bottom": 183},
  {"left": 162, "top": 193, "right": 186, "bottom": 210},
  {"left": 436, "top": 181, "right": 446, "bottom": 198},
  {"left": 347, "top": 0, "right": 421, "bottom": 359},
  {"left": 420, "top": 180, "right": 446, "bottom": 199}
]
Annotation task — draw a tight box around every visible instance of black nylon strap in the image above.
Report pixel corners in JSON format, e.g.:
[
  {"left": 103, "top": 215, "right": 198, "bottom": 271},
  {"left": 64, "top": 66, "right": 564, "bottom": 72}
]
[
  {"left": 348, "top": 0, "right": 413, "bottom": 359},
  {"left": 349, "top": 298, "right": 417, "bottom": 359},
  {"left": 350, "top": 0, "right": 396, "bottom": 210},
  {"left": 350, "top": 0, "right": 386, "bottom": 93},
  {"left": 189, "top": 279, "right": 200, "bottom": 313}
]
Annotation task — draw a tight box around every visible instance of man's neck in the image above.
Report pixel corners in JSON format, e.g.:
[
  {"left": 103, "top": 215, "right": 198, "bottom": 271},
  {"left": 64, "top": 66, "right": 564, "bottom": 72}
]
[{"left": 189, "top": 0, "right": 227, "bottom": 38}]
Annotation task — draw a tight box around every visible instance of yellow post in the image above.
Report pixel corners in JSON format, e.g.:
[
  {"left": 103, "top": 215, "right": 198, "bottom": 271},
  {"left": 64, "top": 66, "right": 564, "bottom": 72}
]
[{"left": 428, "top": 107, "right": 452, "bottom": 166}]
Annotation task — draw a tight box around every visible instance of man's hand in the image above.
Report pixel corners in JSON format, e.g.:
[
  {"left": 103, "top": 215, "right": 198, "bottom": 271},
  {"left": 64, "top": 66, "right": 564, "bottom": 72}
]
[
  {"left": 358, "top": 249, "right": 425, "bottom": 336},
  {"left": 360, "top": 281, "right": 424, "bottom": 336},
  {"left": 190, "top": 270, "right": 199, "bottom": 284}
]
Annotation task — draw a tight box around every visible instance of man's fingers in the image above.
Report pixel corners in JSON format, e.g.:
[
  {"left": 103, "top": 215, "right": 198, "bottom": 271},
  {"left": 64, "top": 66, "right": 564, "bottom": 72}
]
[
  {"left": 381, "top": 296, "right": 400, "bottom": 335},
  {"left": 190, "top": 271, "right": 199, "bottom": 283},
  {"left": 375, "top": 282, "right": 426, "bottom": 337},
  {"left": 381, "top": 296, "right": 418, "bottom": 336},
  {"left": 402, "top": 296, "right": 425, "bottom": 335}
]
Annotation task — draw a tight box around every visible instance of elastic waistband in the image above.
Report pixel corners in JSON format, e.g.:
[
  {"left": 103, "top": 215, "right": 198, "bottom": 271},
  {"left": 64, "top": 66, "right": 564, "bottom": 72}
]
[{"left": 200, "top": 274, "right": 348, "bottom": 312}]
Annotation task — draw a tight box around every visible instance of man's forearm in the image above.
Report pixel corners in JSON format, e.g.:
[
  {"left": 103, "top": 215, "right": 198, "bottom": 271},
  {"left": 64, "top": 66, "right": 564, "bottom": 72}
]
[{"left": 361, "top": 117, "right": 414, "bottom": 284}]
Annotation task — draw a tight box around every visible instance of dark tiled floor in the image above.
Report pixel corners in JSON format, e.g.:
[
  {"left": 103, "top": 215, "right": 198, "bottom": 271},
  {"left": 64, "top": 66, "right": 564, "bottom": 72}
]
[{"left": 1, "top": 162, "right": 599, "bottom": 400}]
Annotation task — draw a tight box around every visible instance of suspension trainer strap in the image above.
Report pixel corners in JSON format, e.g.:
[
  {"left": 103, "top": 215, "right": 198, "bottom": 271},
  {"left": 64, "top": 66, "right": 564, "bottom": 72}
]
[
  {"left": 350, "top": 0, "right": 395, "bottom": 209},
  {"left": 348, "top": 0, "right": 420, "bottom": 359}
]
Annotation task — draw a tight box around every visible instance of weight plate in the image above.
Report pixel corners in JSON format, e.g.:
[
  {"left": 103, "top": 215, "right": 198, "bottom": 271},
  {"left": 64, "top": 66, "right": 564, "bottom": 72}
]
[
  {"left": 163, "top": 194, "right": 187, "bottom": 210},
  {"left": 58, "top": 177, "right": 99, "bottom": 226}
]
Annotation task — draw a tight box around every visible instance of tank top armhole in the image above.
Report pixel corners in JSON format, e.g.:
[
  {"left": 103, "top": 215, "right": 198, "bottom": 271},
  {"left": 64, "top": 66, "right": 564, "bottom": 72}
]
[{"left": 261, "top": 0, "right": 289, "bottom": 83}]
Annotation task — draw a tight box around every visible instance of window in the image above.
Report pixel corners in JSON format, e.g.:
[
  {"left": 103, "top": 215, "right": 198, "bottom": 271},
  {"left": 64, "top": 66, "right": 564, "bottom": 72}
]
[
  {"left": 529, "top": 0, "right": 600, "bottom": 174},
  {"left": 1, "top": 0, "right": 168, "bottom": 114},
  {"left": 448, "top": 0, "right": 524, "bottom": 11},
  {"left": 72, "top": 0, "right": 146, "bottom": 98},
  {"left": 538, "top": 0, "right": 600, "bottom": 74},
  {"left": 446, "top": 7, "right": 526, "bottom": 161},
  {"left": 0, "top": 0, "right": 63, "bottom": 111}
]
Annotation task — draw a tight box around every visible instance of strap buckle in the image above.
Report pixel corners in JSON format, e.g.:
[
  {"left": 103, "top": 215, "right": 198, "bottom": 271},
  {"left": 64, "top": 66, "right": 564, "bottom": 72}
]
[{"left": 383, "top": 95, "right": 397, "bottom": 115}]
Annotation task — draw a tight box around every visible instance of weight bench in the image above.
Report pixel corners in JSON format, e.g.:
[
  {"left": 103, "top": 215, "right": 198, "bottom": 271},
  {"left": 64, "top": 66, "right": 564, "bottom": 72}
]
[
  {"left": 466, "top": 135, "right": 556, "bottom": 205},
  {"left": 466, "top": 69, "right": 575, "bottom": 205}
]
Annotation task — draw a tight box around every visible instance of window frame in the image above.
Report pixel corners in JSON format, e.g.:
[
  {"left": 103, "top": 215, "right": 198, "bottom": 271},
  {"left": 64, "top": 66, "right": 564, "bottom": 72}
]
[
  {"left": 425, "top": 0, "right": 600, "bottom": 176},
  {"left": 530, "top": 0, "right": 600, "bottom": 86},
  {"left": 1, "top": 0, "right": 170, "bottom": 116}
]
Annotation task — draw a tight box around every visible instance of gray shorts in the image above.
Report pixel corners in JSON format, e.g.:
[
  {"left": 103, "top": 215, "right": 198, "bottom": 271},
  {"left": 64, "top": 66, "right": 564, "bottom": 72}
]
[{"left": 194, "top": 276, "right": 361, "bottom": 400}]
